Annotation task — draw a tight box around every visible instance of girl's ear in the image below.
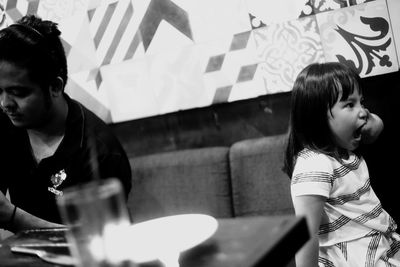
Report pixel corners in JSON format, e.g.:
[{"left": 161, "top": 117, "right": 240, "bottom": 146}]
[{"left": 49, "top": 77, "right": 64, "bottom": 97}]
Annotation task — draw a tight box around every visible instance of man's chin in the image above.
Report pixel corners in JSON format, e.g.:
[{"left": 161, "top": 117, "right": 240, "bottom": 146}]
[{"left": 9, "top": 118, "right": 28, "bottom": 128}]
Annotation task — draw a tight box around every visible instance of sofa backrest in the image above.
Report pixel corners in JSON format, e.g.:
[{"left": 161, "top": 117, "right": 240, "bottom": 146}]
[
  {"left": 127, "top": 147, "right": 234, "bottom": 222},
  {"left": 229, "top": 134, "right": 294, "bottom": 217},
  {"left": 127, "top": 134, "right": 294, "bottom": 222}
]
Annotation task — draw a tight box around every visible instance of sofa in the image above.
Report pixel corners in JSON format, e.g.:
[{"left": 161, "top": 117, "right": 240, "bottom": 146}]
[{"left": 126, "top": 133, "right": 294, "bottom": 222}]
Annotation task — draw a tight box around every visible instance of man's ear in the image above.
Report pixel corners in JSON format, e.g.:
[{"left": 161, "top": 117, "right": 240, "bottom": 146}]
[{"left": 49, "top": 77, "right": 64, "bottom": 97}]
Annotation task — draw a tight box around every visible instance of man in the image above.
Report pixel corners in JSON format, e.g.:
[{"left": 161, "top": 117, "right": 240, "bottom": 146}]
[{"left": 0, "top": 15, "right": 132, "bottom": 232}]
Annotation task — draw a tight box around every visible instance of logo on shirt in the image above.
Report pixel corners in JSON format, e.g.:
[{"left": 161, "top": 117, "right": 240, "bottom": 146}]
[{"left": 48, "top": 169, "right": 67, "bottom": 196}]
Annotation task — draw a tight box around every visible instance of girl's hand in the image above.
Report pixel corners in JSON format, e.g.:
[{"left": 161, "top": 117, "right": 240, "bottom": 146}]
[{"left": 361, "top": 110, "right": 384, "bottom": 144}]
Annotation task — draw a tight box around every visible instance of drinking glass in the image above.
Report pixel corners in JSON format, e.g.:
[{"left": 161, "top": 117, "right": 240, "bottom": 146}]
[{"left": 57, "top": 178, "right": 134, "bottom": 267}]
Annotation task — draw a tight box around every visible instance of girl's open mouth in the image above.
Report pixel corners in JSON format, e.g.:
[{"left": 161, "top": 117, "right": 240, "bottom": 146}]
[{"left": 354, "top": 124, "right": 365, "bottom": 139}]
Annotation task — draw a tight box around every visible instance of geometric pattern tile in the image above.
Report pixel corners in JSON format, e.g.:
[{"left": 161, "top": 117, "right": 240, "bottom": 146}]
[
  {"left": 236, "top": 63, "right": 258, "bottom": 82},
  {"left": 230, "top": 31, "right": 252, "bottom": 51},
  {"left": 203, "top": 30, "right": 261, "bottom": 104},
  {"left": 138, "top": 0, "right": 192, "bottom": 53},
  {"left": 254, "top": 15, "right": 325, "bottom": 93},
  {"left": 248, "top": 12, "right": 266, "bottom": 30},
  {"left": 205, "top": 54, "right": 225, "bottom": 73},
  {"left": 212, "top": 85, "right": 232, "bottom": 104},
  {"left": 3, "top": 0, "right": 40, "bottom": 22},
  {"left": 87, "top": 0, "right": 134, "bottom": 66},
  {"left": 317, "top": 0, "right": 399, "bottom": 77},
  {"left": 228, "top": 64, "right": 266, "bottom": 102},
  {"left": 85, "top": 0, "right": 195, "bottom": 87},
  {"left": 88, "top": 0, "right": 144, "bottom": 65}
]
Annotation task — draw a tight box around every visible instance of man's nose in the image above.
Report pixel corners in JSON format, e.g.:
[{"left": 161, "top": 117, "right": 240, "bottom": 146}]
[{"left": 0, "top": 94, "right": 15, "bottom": 110}]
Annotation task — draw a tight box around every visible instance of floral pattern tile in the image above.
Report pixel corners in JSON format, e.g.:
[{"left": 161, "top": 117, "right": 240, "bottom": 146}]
[
  {"left": 253, "top": 15, "right": 325, "bottom": 94},
  {"left": 317, "top": 0, "right": 398, "bottom": 77}
]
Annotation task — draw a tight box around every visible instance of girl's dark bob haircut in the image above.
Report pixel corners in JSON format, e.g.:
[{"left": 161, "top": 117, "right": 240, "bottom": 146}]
[{"left": 283, "top": 62, "right": 362, "bottom": 177}]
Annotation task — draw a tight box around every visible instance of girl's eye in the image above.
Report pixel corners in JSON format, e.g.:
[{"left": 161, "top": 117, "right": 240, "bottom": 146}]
[{"left": 345, "top": 102, "right": 354, "bottom": 108}]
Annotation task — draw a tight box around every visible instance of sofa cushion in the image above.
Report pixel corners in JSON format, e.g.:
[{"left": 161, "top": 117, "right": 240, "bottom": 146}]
[
  {"left": 229, "top": 134, "right": 294, "bottom": 217},
  {"left": 128, "top": 147, "right": 233, "bottom": 222}
]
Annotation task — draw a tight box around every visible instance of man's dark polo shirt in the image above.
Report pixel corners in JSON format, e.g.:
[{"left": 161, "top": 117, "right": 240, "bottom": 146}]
[{"left": 0, "top": 94, "right": 132, "bottom": 223}]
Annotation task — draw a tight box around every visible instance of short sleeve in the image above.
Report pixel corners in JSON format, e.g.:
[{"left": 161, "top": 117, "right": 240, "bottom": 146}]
[{"left": 291, "top": 151, "right": 334, "bottom": 198}]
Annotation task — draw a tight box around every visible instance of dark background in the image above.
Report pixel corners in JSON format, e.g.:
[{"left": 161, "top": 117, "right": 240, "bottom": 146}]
[{"left": 111, "top": 70, "right": 400, "bottom": 224}]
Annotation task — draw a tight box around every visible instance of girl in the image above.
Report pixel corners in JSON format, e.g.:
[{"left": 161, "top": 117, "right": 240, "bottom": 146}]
[{"left": 283, "top": 62, "right": 400, "bottom": 266}]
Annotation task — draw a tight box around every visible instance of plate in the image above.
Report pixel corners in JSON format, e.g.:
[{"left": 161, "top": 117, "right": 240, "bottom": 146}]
[
  {"left": 125, "top": 214, "right": 218, "bottom": 263},
  {"left": 5, "top": 227, "right": 69, "bottom": 247}
]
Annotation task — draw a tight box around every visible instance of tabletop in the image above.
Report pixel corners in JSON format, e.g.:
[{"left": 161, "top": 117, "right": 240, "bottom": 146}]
[{"left": 0, "top": 215, "right": 308, "bottom": 267}]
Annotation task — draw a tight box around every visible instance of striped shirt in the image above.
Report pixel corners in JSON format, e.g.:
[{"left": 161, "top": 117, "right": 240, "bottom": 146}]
[{"left": 291, "top": 149, "right": 400, "bottom": 266}]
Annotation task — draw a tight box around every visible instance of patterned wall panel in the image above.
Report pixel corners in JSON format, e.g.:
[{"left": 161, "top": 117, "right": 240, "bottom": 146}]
[
  {"left": 317, "top": 0, "right": 398, "bottom": 77},
  {"left": 253, "top": 15, "right": 325, "bottom": 93},
  {"left": 0, "top": 0, "right": 398, "bottom": 122},
  {"left": 202, "top": 30, "right": 263, "bottom": 104}
]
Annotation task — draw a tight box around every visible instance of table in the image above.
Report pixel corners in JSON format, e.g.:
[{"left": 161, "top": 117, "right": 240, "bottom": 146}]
[{"left": 0, "top": 215, "right": 308, "bottom": 267}]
